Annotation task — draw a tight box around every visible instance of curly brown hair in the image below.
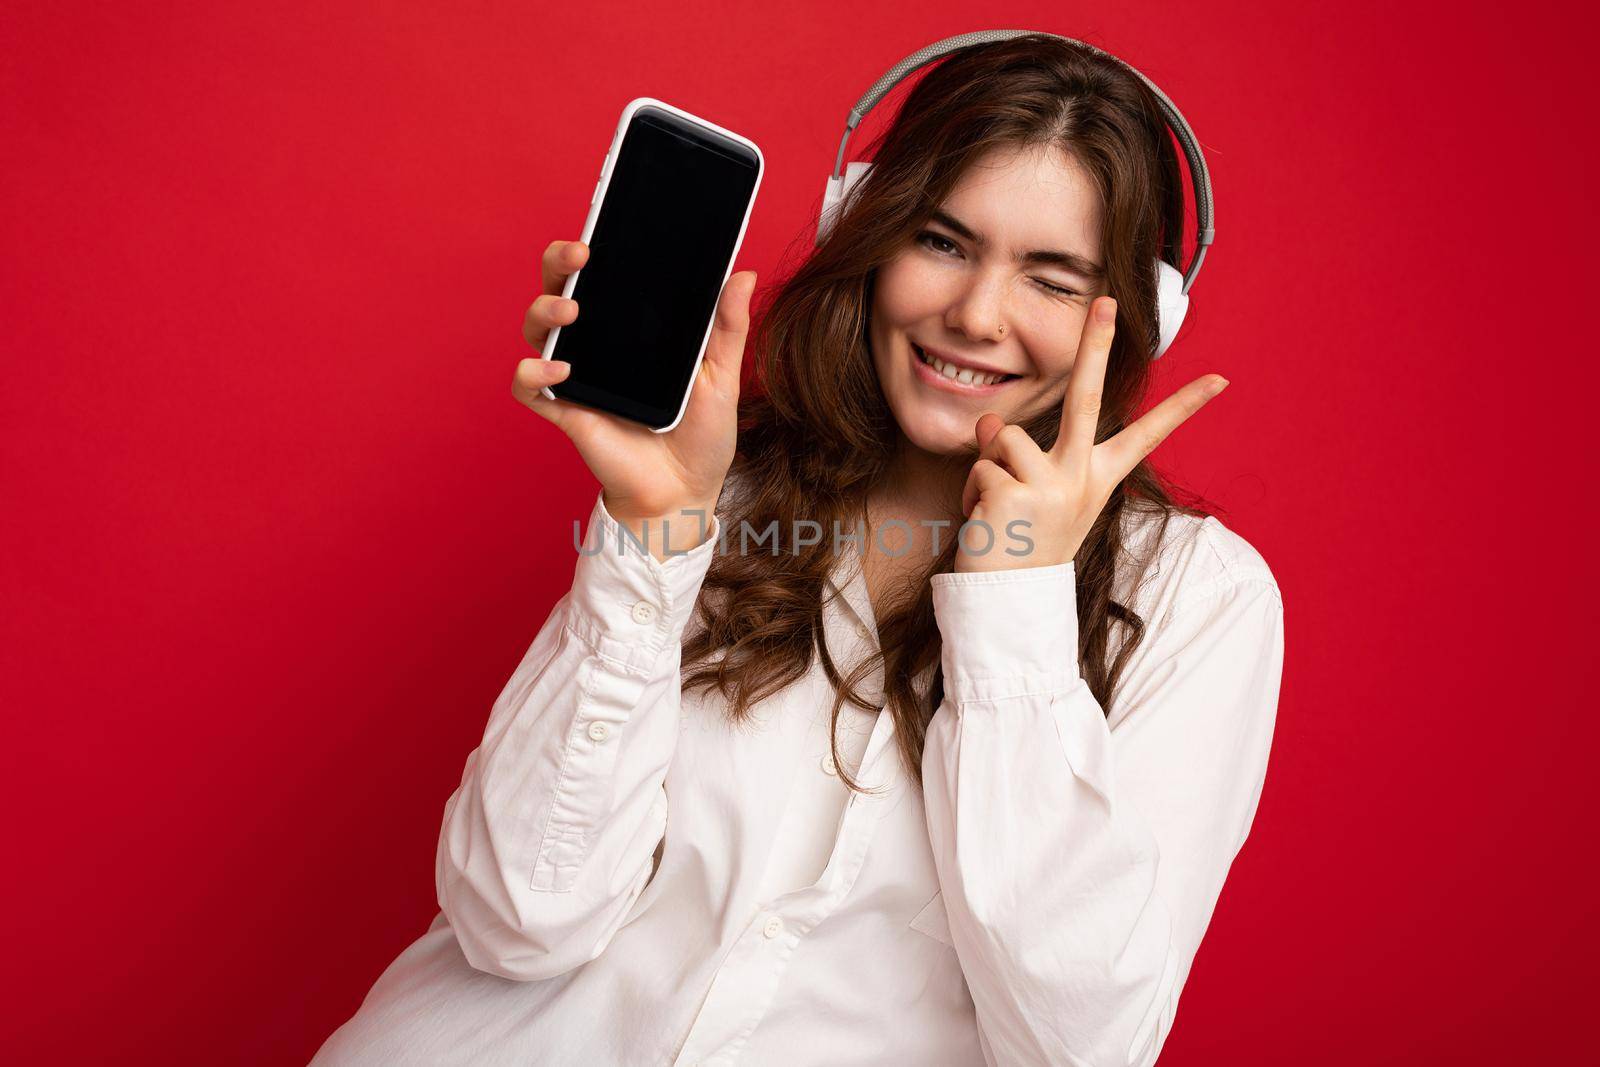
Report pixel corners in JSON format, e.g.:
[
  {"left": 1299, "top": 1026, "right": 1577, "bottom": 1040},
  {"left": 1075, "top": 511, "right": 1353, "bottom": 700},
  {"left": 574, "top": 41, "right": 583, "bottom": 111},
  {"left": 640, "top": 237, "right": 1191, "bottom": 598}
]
[{"left": 682, "top": 33, "right": 1217, "bottom": 793}]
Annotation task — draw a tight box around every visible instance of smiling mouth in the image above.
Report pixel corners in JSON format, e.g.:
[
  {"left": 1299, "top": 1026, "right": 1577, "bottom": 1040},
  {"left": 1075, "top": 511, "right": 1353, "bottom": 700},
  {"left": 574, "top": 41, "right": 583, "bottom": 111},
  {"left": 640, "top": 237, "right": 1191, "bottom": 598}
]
[{"left": 912, "top": 343, "right": 1021, "bottom": 388}]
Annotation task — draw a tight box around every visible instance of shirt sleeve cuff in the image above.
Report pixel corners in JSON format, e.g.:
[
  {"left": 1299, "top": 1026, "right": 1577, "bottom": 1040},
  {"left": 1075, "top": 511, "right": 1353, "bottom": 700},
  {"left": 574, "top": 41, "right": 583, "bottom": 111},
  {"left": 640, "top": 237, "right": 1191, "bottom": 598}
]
[
  {"left": 565, "top": 489, "right": 720, "bottom": 677},
  {"left": 930, "top": 561, "right": 1083, "bottom": 705}
]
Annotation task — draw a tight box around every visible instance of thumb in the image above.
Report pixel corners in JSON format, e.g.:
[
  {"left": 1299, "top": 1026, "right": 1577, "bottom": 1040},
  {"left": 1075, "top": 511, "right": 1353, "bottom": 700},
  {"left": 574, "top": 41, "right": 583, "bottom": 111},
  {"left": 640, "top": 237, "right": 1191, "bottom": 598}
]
[
  {"left": 974, "top": 411, "right": 1005, "bottom": 452},
  {"left": 701, "top": 270, "right": 757, "bottom": 393}
]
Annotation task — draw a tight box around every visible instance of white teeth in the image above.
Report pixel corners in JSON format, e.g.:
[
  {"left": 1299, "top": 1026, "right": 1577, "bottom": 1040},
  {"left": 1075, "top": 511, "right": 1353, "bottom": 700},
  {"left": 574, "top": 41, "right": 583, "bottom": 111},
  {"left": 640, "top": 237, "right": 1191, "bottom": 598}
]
[{"left": 916, "top": 345, "right": 1009, "bottom": 386}]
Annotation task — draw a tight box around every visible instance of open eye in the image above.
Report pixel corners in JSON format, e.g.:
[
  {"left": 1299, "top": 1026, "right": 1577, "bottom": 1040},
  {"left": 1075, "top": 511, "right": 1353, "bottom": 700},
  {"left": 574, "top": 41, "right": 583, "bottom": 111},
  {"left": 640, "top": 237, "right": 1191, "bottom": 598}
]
[{"left": 914, "top": 231, "right": 1083, "bottom": 299}]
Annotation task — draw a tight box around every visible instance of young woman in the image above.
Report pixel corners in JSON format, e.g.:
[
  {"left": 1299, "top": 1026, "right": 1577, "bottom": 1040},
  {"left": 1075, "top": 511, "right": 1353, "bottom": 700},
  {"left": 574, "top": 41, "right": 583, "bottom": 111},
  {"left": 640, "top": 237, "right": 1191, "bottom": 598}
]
[{"left": 315, "top": 33, "right": 1284, "bottom": 1067}]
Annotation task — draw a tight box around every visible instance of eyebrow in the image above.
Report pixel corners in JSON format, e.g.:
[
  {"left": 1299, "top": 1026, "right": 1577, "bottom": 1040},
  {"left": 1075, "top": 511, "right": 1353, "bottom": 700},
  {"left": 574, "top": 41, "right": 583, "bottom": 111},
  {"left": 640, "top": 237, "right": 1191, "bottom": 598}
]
[{"left": 928, "top": 209, "right": 1105, "bottom": 280}]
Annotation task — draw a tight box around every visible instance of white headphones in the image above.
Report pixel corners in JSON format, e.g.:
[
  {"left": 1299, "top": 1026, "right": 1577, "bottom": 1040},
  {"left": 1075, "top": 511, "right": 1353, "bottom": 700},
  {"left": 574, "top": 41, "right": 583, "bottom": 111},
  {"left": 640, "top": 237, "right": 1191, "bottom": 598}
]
[{"left": 815, "top": 30, "right": 1215, "bottom": 359}]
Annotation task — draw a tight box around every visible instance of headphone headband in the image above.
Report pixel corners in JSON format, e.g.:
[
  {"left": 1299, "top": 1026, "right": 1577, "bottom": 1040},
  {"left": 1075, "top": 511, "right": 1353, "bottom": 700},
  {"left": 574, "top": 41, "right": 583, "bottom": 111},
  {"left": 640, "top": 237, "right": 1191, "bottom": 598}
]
[{"left": 828, "top": 29, "right": 1214, "bottom": 293}]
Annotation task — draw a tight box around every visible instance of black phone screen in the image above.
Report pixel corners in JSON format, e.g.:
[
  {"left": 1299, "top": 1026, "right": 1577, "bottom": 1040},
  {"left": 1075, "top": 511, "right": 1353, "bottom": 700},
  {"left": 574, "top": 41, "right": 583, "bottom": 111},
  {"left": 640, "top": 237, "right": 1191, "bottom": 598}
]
[{"left": 548, "top": 107, "right": 760, "bottom": 429}]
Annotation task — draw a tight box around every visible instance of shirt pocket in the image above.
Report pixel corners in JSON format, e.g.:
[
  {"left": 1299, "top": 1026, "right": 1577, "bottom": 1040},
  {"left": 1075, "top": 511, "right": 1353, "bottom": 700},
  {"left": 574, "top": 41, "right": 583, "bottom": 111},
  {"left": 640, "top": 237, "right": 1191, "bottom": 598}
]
[{"left": 908, "top": 890, "right": 956, "bottom": 949}]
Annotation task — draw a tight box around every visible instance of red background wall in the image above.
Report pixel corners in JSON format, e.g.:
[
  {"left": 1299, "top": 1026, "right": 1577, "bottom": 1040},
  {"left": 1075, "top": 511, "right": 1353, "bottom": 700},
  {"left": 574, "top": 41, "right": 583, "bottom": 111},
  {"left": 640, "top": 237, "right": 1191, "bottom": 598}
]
[{"left": 3, "top": 2, "right": 1592, "bottom": 1062}]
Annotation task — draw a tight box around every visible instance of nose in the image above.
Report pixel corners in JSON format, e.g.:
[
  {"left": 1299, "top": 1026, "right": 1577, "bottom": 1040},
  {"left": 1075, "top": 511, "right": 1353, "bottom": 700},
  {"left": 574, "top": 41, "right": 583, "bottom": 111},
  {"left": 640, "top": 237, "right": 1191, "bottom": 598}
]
[{"left": 943, "top": 274, "right": 1011, "bottom": 343}]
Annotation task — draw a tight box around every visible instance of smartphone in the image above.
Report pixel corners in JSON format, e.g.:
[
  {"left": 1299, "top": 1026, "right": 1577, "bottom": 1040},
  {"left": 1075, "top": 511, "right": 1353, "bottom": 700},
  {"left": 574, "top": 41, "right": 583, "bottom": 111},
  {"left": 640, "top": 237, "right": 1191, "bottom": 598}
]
[{"left": 541, "top": 97, "right": 763, "bottom": 432}]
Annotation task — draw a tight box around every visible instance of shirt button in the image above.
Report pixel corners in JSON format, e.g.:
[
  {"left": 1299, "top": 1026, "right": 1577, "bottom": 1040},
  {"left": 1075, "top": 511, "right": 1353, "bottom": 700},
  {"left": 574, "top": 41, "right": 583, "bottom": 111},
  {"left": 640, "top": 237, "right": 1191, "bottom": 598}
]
[
  {"left": 631, "top": 600, "right": 657, "bottom": 624},
  {"left": 587, "top": 721, "right": 610, "bottom": 742},
  {"left": 820, "top": 753, "right": 838, "bottom": 776},
  {"left": 763, "top": 916, "right": 784, "bottom": 939}
]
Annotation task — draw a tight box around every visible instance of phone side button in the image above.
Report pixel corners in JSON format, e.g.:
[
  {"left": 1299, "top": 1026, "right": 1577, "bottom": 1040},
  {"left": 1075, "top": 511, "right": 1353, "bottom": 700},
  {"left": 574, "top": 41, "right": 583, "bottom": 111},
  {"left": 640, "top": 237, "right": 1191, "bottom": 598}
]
[{"left": 590, "top": 178, "right": 602, "bottom": 206}]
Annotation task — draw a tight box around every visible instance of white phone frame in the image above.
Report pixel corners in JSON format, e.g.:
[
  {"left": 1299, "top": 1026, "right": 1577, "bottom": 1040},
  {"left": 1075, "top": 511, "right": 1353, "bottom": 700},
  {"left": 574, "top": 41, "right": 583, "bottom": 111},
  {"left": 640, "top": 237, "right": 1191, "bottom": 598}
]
[{"left": 540, "top": 96, "right": 765, "bottom": 434}]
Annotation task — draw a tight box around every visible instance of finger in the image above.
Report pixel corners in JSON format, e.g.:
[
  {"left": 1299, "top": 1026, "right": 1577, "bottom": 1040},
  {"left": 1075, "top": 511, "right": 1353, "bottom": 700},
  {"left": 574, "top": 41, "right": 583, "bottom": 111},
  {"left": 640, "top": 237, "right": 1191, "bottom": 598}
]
[
  {"left": 510, "top": 357, "right": 575, "bottom": 431},
  {"left": 975, "top": 416, "right": 1052, "bottom": 484},
  {"left": 694, "top": 270, "right": 758, "bottom": 404},
  {"left": 540, "top": 239, "right": 589, "bottom": 296},
  {"left": 1099, "top": 374, "right": 1228, "bottom": 480},
  {"left": 961, "top": 457, "right": 1017, "bottom": 518},
  {"left": 522, "top": 293, "right": 580, "bottom": 351},
  {"left": 975, "top": 410, "right": 1004, "bottom": 446},
  {"left": 1054, "top": 295, "right": 1117, "bottom": 468},
  {"left": 522, "top": 240, "right": 589, "bottom": 352},
  {"left": 971, "top": 410, "right": 1006, "bottom": 466}
]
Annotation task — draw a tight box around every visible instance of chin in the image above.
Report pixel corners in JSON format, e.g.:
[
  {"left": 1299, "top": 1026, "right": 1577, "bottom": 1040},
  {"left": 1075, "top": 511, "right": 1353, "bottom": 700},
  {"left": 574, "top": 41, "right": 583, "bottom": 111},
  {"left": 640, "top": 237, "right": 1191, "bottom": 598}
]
[{"left": 892, "top": 408, "right": 980, "bottom": 457}]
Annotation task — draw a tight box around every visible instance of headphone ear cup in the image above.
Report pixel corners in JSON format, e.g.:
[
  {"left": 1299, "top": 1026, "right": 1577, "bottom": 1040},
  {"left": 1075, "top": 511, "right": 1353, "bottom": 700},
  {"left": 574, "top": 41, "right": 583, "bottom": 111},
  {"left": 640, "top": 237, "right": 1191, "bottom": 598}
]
[
  {"left": 816, "top": 161, "right": 875, "bottom": 246},
  {"left": 1153, "top": 258, "right": 1188, "bottom": 359}
]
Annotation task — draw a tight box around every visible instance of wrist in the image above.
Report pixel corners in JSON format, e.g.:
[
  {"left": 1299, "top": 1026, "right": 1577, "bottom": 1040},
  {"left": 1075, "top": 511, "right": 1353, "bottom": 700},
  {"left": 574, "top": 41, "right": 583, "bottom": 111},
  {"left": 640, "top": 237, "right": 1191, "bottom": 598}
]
[{"left": 606, "top": 498, "right": 720, "bottom": 562}]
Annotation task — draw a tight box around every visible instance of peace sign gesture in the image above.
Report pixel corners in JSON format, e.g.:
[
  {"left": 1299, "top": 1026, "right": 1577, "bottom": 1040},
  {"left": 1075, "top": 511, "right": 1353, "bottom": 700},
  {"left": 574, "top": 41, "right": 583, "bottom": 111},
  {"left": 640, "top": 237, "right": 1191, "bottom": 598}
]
[{"left": 954, "top": 295, "right": 1229, "bottom": 574}]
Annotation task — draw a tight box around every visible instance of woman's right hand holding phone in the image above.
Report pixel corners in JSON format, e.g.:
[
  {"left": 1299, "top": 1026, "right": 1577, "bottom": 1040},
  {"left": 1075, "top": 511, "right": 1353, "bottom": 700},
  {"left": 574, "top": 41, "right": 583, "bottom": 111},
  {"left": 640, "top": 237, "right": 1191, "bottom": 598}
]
[{"left": 513, "top": 240, "right": 757, "bottom": 561}]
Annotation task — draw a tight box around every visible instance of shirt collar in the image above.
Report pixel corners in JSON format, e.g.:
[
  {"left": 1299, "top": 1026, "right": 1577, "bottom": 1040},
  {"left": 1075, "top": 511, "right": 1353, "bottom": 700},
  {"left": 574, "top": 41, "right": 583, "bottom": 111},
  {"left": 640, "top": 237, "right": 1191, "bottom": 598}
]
[{"left": 824, "top": 534, "right": 877, "bottom": 639}]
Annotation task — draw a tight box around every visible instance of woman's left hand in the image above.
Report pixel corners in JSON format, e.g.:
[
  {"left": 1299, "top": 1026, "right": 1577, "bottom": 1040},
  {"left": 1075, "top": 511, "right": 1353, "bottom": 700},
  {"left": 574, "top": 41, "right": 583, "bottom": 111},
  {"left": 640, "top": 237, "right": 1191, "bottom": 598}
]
[{"left": 954, "top": 296, "right": 1229, "bottom": 574}]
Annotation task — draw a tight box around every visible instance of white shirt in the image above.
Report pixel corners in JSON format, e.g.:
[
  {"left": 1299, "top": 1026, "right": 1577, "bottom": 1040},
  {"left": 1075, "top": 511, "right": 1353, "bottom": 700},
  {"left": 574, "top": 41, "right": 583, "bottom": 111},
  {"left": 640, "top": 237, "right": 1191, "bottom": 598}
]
[{"left": 313, "top": 477, "right": 1284, "bottom": 1067}]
